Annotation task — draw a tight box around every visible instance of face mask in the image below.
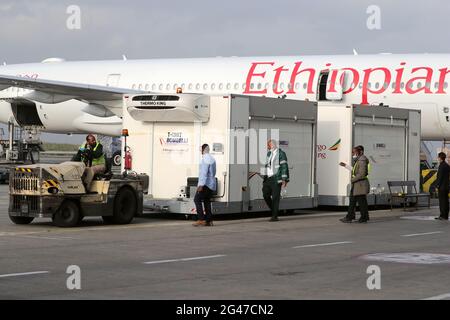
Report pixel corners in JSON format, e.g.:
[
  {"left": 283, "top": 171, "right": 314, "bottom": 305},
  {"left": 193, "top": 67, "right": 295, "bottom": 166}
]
[{"left": 352, "top": 155, "right": 358, "bottom": 160}]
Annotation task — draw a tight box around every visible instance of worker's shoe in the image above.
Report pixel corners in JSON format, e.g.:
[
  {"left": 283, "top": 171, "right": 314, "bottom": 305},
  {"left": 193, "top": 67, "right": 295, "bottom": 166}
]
[
  {"left": 192, "top": 220, "right": 206, "bottom": 227},
  {"left": 435, "top": 216, "right": 448, "bottom": 221},
  {"left": 357, "top": 219, "right": 368, "bottom": 223},
  {"left": 339, "top": 217, "right": 352, "bottom": 223},
  {"left": 205, "top": 221, "right": 214, "bottom": 226},
  {"left": 269, "top": 217, "right": 279, "bottom": 222}
]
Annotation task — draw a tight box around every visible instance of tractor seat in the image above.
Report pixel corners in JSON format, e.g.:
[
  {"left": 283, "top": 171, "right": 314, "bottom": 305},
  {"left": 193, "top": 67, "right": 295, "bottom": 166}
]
[{"left": 94, "top": 172, "right": 113, "bottom": 181}]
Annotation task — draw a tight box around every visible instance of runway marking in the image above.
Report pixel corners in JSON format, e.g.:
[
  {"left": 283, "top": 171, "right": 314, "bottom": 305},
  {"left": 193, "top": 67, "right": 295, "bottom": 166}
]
[
  {"left": 401, "top": 231, "right": 443, "bottom": 237},
  {"left": 293, "top": 241, "right": 353, "bottom": 249},
  {"left": 144, "top": 254, "right": 226, "bottom": 265},
  {"left": 18, "top": 235, "right": 76, "bottom": 241},
  {"left": 400, "top": 216, "right": 442, "bottom": 221},
  {"left": 0, "top": 271, "right": 50, "bottom": 278},
  {"left": 361, "top": 253, "right": 450, "bottom": 265},
  {"left": 423, "top": 293, "right": 450, "bottom": 300}
]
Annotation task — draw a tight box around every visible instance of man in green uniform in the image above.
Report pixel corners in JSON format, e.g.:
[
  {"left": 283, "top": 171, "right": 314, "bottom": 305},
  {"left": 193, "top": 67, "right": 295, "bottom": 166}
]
[
  {"left": 262, "top": 139, "right": 289, "bottom": 222},
  {"left": 72, "top": 134, "right": 106, "bottom": 190}
]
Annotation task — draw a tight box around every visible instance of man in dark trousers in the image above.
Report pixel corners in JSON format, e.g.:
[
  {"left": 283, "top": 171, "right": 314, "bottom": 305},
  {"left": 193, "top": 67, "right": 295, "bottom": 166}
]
[
  {"left": 262, "top": 139, "right": 289, "bottom": 222},
  {"left": 193, "top": 144, "right": 217, "bottom": 227},
  {"left": 435, "top": 152, "right": 450, "bottom": 220},
  {"left": 339, "top": 145, "right": 370, "bottom": 223}
]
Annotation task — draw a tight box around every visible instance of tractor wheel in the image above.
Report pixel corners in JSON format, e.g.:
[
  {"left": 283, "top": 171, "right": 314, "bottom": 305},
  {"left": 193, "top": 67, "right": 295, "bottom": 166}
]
[
  {"left": 9, "top": 215, "right": 34, "bottom": 225},
  {"left": 111, "top": 187, "right": 137, "bottom": 224},
  {"left": 102, "top": 216, "right": 115, "bottom": 224},
  {"left": 53, "top": 200, "right": 80, "bottom": 227}
]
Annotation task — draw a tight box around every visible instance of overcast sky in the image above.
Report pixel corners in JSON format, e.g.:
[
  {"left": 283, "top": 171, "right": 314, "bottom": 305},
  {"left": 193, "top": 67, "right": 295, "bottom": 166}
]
[{"left": 1, "top": 0, "right": 449, "bottom": 142}]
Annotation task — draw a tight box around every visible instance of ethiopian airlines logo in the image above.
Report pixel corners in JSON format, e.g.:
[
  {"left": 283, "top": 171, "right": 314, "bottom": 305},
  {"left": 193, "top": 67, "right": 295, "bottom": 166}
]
[{"left": 328, "top": 139, "right": 341, "bottom": 151}]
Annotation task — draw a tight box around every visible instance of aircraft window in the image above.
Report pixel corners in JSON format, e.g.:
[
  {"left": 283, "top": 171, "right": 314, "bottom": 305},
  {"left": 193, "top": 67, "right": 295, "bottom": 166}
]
[
  {"left": 417, "top": 82, "right": 422, "bottom": 89},
  {"left": 173, "top": 84, "right": 178, "bottom": 90},
  {"left": 138, "top": 84, "right": 143, "bottom": 90},
  {"left": 203, "top": 83, "right": 208, "bottom": 90},
  {"left": 234, "top": 83, "right": 239, "bottom": 90},
  {"left": 181, "top": 83, "right": 185, "bottom": 89},
  {"left": 211, "top": 83, "right": 216, "bottom": 90},
  {"left": 407, "top": 82, "right": 413, "bottom": 89},
  {"left": 152, "top": 84, "right": 156, "bottom": 91},
  {"left": 287, "top": 83, "right": 292, "bottom": 90},
  {"left": 375, "top": 82, "right": 379, "bottom": 89},
  {"left": 250, "top": 83, "right": 255, "bottom": 89},
  {"left": 257, "top": 83, "right": 262, "bottom": 90},
  {"left": 188, "top": 83, "right": 193, "bottom": 90},
  {"left": 265, "top": 83, "right": 270, "bottom": 90},
  {"left": 145, "top": 84, "right": 149, "bottom": 91},
  {"left": 400, "top": 82, "right": 405, "bottom": 89},
  {"left": 219, "top": 83, "right": 224, "bottom": 90},
  {"left": 280, "top": 83, "right": 284, "bottom": 90},
  {"left": 434, "top": 82, "right": 439, "bottom": 89},
  {"left": 426, "top": 82, "right": 431, "bottom": 89},
  {"left": 226, "top": 83, "right": 231, "bottom": 90},
  {"left": 132, "top": 84, "right": 136, "bottom": 89},
  {"left": 358, "top": 82, "right": 363, "bottom": 89},
  {"left": 242, "top": 83, "right": 246, "bottom": 90},
  {"left": 383, "top": 82, "right": 388, "bottom": 89},
  {"left": 392, "top": 82, "right": 396, "bottom": 89},
  {"left": 159, "top": 84, "right": 163, "bottom": 90},
  {"left": 166, "top": 84, "right": 171, "bottom": 90},
  {"left": 295, "top": 82, "right": 299, "bottom": 90},
  {"left": 303, "top": 83, "right": 307, "bottom": 90},
  {"left": 196, "top": 83, "right": 200, "bottom": 90},
  {"left": 445, "top": 82, "right": 449, "bottom": 89}
]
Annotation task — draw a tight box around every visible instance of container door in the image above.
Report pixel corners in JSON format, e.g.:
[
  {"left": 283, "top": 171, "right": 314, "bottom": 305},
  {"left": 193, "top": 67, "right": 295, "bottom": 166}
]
[{"left": 353, "top": 116, "right": 407, "bottom": 194}]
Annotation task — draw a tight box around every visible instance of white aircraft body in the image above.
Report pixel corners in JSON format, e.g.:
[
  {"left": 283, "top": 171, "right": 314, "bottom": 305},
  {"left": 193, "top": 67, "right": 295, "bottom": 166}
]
[{"left": 1, "top": 54, "right": 450, "bottom": 140}]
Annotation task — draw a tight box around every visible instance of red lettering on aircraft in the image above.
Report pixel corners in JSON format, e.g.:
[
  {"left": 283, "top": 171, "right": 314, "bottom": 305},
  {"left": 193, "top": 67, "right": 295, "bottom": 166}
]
[{"left": 243, "top": 61, "right": 450, "bottom": 104}]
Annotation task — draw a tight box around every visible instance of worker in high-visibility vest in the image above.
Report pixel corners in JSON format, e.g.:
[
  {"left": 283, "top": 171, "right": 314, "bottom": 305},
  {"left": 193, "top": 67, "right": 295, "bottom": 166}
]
[
  {"left": 72, "top": 134, "right": 106, "bottom": 190},
  {"left": 339, "top": 145, "right": 370, "bottom": 223}
]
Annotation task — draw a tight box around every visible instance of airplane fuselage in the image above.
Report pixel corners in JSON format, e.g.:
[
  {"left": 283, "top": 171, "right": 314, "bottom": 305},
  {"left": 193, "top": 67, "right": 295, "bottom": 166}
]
[{"left": 1, "top": 54, "right": 450, "bottom": 140}]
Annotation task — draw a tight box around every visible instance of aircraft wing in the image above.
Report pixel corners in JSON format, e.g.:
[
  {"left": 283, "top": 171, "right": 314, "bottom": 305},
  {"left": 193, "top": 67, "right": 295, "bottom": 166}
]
[{"left": 0, "top": 74, "right": 145, "bottom": 101}]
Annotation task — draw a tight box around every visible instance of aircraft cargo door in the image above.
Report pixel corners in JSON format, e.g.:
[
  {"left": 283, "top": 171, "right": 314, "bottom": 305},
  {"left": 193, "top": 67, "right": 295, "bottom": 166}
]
[
  {"left": 106, "top": 74, "right": 121, "bottom": 87},
  {"left": 353, "top": 116, "right": 407, "bottom": 193}
]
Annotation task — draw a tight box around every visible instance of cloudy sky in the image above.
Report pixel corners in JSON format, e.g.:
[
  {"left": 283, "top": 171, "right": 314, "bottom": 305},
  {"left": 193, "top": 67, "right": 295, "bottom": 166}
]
[{"left": 0, "top": 0, "right": 449, "bottom": 142}]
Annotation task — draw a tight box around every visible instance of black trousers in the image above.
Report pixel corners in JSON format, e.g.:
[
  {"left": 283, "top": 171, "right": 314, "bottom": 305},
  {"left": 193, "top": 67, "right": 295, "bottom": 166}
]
[
  {"left": 262, "top": 176, "right": 282, "bottom": 219},
  {"left": 438, "top": 189, "right": 449, "bottom": 219},
  {"left": 194, "top": 186, "right": 213, "bottom": 222},
  {"left": 346, "top": 193, "right": 369, "bottom": 220}
]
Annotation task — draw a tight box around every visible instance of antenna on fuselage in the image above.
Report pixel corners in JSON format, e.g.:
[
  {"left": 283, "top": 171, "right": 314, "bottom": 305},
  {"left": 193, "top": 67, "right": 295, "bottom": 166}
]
[
  {"left": 352, "top": 49, "right": 358, "bottom": 56},
  {"left": 122, "top": 55, "right": 127, "bottom": 61}
]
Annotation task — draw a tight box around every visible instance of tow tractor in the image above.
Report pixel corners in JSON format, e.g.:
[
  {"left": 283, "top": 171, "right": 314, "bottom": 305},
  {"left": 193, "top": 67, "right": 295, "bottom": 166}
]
[{"left": 8, "top": 148, "right": 148, "bottom": 227}]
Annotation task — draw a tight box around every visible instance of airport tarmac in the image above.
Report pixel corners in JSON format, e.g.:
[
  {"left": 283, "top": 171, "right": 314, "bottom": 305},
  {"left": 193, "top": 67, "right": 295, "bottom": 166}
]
[{"left": 0, "top": 183, "right": 449, "bottom": 300}]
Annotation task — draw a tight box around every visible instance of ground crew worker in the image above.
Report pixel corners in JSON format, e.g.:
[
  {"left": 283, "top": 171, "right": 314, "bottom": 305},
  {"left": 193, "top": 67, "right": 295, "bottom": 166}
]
[
  {"left": 72, "top": 134, "right": 106, "bottom": 191},
  {"left": 339, "top": 145, "right": 370, "bottom": 223},
  {"left": 435, "top": 152, "right": 449, "bottom": 220},
  {"left": 193, "top": 144, "right": 216, "bottom": 227},
  {"left": 262, "top": 139, "right": 290, "bottom": 222}
]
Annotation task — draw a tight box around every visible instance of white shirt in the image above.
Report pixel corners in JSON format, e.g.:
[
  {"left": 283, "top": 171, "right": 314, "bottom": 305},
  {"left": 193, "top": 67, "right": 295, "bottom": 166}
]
[{"left": 267, "top": 148, "right": 278, "bottom": 177}]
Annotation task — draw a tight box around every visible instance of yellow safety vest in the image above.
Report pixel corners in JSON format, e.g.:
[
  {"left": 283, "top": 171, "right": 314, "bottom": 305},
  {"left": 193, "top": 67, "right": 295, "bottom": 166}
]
[
  {"left": 352, "top": 161, "right": 370, "bottom": 179},
  {"left": 80, "top": 142, "right": 105, "bottom": 166}
]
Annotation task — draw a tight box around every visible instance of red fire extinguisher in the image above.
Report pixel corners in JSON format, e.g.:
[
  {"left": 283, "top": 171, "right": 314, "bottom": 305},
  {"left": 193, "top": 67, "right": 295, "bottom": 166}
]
[{"left": 124, "top": 146, "right": 132, "bottom": 171}]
